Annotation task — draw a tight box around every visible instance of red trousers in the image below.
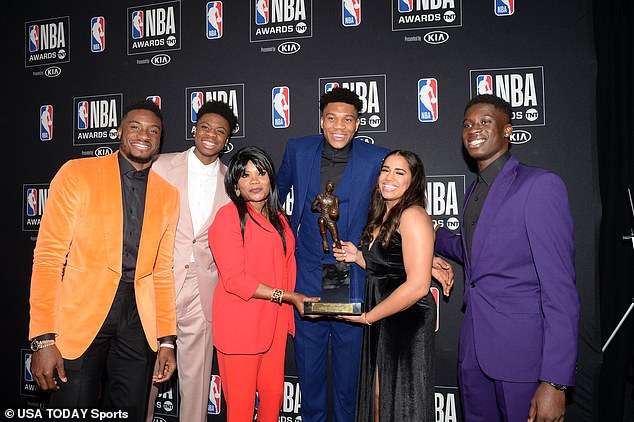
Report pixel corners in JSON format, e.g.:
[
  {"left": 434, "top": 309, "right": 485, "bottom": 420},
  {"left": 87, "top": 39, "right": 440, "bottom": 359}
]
[{"left": 217, "top": 310, "right": 289, "bottom": 422}]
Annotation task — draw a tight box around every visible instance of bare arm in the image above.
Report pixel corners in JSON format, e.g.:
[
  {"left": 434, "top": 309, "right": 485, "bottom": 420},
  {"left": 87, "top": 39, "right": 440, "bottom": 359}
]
[{"left": 339, "top": 206, "right": 434, "bottom": 324}]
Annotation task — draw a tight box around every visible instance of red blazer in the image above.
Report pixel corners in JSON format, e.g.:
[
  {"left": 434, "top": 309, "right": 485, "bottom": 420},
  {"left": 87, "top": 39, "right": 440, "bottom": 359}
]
[{"left": 209, "top": 202, "right": 296, "bottom": 354}]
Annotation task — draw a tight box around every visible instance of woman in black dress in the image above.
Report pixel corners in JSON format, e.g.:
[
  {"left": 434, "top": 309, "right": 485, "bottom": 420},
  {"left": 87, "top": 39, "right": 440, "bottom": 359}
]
[{"left": 334, "top": 150, "right": 436, "bottom": 422}]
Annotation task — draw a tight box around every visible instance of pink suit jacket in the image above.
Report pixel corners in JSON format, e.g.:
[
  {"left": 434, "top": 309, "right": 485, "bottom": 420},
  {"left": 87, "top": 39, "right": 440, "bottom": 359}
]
[{"left": 151, "top": 151, "right": 230, "bottom": 322}]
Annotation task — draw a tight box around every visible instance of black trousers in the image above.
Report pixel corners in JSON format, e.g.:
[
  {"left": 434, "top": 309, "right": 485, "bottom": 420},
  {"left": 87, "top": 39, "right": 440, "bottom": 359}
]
[{"left": 48, "top": 282, "right": 156, "bottom": 422}]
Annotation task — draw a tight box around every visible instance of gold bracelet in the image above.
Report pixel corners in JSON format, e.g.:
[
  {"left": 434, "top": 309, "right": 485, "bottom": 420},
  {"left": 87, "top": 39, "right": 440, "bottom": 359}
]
[
  {"left": 362, "top": 312, "right": 372, "bottom": 326},
  {"left": 271, "top": 288, "right": 283, "bottom": 305}
]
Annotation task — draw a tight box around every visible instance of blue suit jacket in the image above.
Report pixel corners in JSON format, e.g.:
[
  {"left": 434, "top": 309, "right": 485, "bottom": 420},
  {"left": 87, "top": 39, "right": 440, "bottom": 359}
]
[
  {"left": 278, "top": 135, "right": 389, "bottom": 301},
  {"left": 435, "top": 155, "right": 580, "bottom": 385}
]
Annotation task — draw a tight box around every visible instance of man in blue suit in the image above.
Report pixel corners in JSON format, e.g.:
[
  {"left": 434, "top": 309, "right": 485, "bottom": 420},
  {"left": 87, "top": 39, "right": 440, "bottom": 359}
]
[
  {"left": 277, "top": 87, "right": 389, "bottom": 422},
  {"left": 435, "top": 94, "right": 580, "bottom": 422}
]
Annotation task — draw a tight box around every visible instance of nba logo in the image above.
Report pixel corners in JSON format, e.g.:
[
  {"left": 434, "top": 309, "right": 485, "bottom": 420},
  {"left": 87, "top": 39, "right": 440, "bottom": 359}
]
[
  {"left": 343, "top": 0, "right": 361, "bottom": 27},
  {"left": 26, "top": 189, "right": 37, "bottom": 217},
  {"left": 91, "top": 17, "right": 105, "bottom": 52},
  {"left": 495, "top": 0, "right": 515, "bottom": 16},
  {"left": 207, "top": 2, "right": 223, "bottom": 39},
  {"left": 28, "top": 25, "right": 39, "bottom": 52},
  {"left": 476, "top": 75, "right": 493, "bottom": 95},
  {"left": 431, "top": 287, "right": 440, "bottom": 332},
  {"left": 77, "top": 101, "right": 89, "bottom": 130},
  {"left": 398, "top": 0, "right": 413, "bottom": 13},
  {"left": 25, "top": 354, "right": 33, "bottom": 382},
  {"left": 324, "top": 82, "right": 339, "bottom": 93},
  {"left": 147, "top": 96, "right": 162, "bottom": 108},
  {"left": 255, "top": 0, "right": 269, "bottom": 25},
  {"left": 272, "top": 86, "right": 290, "bottom": 128},
  {"left": 191, "top": 92, "right": 204, "bottom": 123},
  {"left": 418, "top": 78, "right": 438, "bottom": 122},
  {"left": 40, "top": 105, "right": 53, "bottom": 141},
  {"left": 132, "top": 11, "right": 144, "bottom": 39},
  {"left": 208, "top": 375, "right": 222, "bottom": 415}
]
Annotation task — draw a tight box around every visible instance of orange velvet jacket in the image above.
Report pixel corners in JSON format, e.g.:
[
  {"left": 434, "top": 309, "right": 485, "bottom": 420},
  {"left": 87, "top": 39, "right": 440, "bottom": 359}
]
[{"left": 29, "top": 152, "right": 179, "bottom": 359}]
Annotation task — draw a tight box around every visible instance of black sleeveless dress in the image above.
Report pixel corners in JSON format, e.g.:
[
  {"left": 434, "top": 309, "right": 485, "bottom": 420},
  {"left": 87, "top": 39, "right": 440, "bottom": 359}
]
[{"left": 355, "top": 231, "right": 436, "bottom": 422}]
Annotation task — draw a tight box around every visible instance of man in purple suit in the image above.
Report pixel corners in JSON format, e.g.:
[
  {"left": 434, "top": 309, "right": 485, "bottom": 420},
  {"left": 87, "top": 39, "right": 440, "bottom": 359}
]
[{"left": 435, "top": 94, "right": 580, "bottom": 422}]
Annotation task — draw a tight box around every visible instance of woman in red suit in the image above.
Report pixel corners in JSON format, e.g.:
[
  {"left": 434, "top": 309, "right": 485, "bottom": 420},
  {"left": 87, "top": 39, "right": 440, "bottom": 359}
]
[{"left": 209, "top": 146, "right": 317, "bottom": 422}]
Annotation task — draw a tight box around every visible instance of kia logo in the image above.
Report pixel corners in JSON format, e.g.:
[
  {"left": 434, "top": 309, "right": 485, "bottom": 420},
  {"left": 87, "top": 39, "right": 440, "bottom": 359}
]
[
  {"left": 278, "top": 42, "right": 300, "bottom": 55},
  {"left": 44, "top": 66, "right": 62, "bottom": 78},
  {"left": 510, "top": 130, "right": 532, "bottom": 145},
  {"left": 151, "top": 54, "right": 171, "bottom": 66},
  {"left": 95, "top": 146, "right": 114, "bottom": 156},
  {"left": 423, "top": 31, "right": 449, "bottom": 45}
]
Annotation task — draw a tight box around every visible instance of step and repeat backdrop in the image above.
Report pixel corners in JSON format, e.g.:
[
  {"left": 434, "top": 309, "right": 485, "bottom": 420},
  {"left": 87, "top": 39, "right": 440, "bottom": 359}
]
[{"left": 8, "top": 1, "right": 599, "bottom": 421}]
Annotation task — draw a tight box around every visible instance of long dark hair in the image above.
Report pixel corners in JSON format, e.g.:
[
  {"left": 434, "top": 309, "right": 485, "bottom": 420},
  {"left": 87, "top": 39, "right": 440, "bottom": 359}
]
[
  {"left": 360, "top": 150, "right": 427, "bottom": 248},
  {"left": 225, "top": 146, "right": 289, "bottom": 253}
]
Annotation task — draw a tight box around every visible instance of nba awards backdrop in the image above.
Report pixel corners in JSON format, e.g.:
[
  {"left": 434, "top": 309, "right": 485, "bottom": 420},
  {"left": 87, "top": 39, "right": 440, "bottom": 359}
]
[{"left": 4, "top": 0, "right": 600, "bottom": 421}]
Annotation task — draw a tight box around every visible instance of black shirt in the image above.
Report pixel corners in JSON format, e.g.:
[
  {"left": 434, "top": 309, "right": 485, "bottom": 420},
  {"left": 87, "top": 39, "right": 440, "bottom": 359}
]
[
  {"left": 118, "top": 153, "right": 149, "bottom": 283},
  {"left": 463, "top": 151, "right": 511, "bottom": 259},
  {"left": 320, "top": 140, "right": 353, "bottom": 191}
]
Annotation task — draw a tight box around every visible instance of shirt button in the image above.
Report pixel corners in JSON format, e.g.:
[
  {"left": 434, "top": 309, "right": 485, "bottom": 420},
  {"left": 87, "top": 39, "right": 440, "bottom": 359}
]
[{"left": 185, "top": 264, "right": 190, "bottom": 269}]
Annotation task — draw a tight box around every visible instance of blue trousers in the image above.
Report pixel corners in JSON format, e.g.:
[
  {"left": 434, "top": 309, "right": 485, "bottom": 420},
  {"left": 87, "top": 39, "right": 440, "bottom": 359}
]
[{"left": 294, "top": 314, "right": 362, "bottom": 422}]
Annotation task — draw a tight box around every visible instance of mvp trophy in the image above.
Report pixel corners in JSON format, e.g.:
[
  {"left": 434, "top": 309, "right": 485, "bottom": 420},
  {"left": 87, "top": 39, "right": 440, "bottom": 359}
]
[{"left": 304, "top": 181, "right": 362, "bottom": 315}]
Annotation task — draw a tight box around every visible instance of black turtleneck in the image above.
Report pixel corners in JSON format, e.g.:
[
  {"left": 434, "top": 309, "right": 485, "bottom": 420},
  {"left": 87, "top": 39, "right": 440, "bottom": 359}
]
[{"left": 320, "top": 140, "right": 353, "bottom": 191}]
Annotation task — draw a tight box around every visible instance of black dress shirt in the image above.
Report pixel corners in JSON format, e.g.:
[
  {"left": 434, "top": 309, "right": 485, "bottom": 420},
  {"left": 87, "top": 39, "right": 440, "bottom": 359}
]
[
  {"left": 463, "top": 151, "right": 511, "bottom": 260},
  {"left": 118, "top": 153, "right": 149, "bottom": 283}
]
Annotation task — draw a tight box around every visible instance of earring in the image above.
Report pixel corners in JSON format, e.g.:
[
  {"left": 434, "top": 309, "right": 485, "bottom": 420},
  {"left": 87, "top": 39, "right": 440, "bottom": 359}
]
[{"left": 235, "top": 186, "right": 240, "bottom": 197}]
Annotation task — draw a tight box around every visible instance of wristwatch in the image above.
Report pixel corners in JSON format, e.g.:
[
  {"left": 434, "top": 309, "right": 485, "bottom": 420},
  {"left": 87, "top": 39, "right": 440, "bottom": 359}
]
[
  {"left": 30, "top": 339, "right": 55, "bottom": 352},
  {"left": 548, "top": 382, "right": 568, "bottom": 391}
]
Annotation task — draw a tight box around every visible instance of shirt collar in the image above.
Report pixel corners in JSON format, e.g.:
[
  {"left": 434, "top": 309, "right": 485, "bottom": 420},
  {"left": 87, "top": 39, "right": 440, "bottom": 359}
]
[
  {"left": 188, "top": 147, "right": 219, "bottom": 175},
  {"left": 479, "top": 151, "right": 511, "bottom": 186},
  {"left": 118, "top": 151, "right": 150, "bottom": 179},
  {"left": 322, "top": 138, "right": 353, "bottom": 159}
]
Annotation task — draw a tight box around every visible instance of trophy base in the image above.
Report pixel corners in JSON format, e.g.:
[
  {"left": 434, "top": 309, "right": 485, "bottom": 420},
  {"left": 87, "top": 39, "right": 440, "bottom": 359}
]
[{"left": 304, "top": 301, "right": 362, "bottom": 315}]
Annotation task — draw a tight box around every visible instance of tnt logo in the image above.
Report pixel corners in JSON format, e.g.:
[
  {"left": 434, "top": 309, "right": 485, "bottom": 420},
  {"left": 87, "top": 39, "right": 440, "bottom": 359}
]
[
  {"left": 255, "top": 0, "right": 269, "bottom": 24},
  {"left": 431, "top": 287, "right": 440, "bottom": 332},
  {"left": 272, "top": 86, "right": 290, "bottom": 128},
  {"left": 208, "top": 375, "right": 222, "bottom": 415},
  {"left": 40, "top": 105, "right": 53, "bottom": 141},
  {"left": 398, "top": 0, "right": 413, "bottom": 13},
  {"left": 207, "top": 2, "right": 223, "bottom": 39},
  {"left": 147, "top": 96, "right": 162, "bottom": 108},
  {"left": 132, "top": 11, "right": 144, "bottom": 39},
  {"left": 91, "top": 17, "right": 105, "bottom": 52},
  {"left": 476, "top": 75, "right": 493, "bottom": 95},
  {"left": 28, "top": 25, "right": 39, "bottom": 52},
  {"left": 325, "top": 82, "right": 339, "bottom": 92},
  {"left": 418, "top": 78, "right": 438, "bottom": 122},
  {"left": 495, "top": 0, "right": 514, "bottom": 16},
  {"left": 77, "top": 101, "right": 89, "bottom": 130},
  {"left": 191, "top": 92, "right": 204, "bottom": 123},
  {"left": 342, "top": 0, "right": 361, "bottom": 27}
]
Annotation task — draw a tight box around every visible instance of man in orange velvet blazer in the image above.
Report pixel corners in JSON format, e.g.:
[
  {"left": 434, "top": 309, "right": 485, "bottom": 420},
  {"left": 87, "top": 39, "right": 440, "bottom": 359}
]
[{"left": 28, "top": 100, "right": 179, "bottom": 421}]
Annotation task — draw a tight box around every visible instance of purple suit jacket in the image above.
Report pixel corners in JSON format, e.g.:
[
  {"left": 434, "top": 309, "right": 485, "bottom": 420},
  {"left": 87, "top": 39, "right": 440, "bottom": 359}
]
[{"left": 435, "top": 155, "right": 580, "bottom": 385}]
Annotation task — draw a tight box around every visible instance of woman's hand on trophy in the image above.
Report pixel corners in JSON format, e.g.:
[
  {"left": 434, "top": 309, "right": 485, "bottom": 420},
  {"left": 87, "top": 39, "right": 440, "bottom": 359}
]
[{"left": 332, "top": 240, "right": 358, "bottom": 264}]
